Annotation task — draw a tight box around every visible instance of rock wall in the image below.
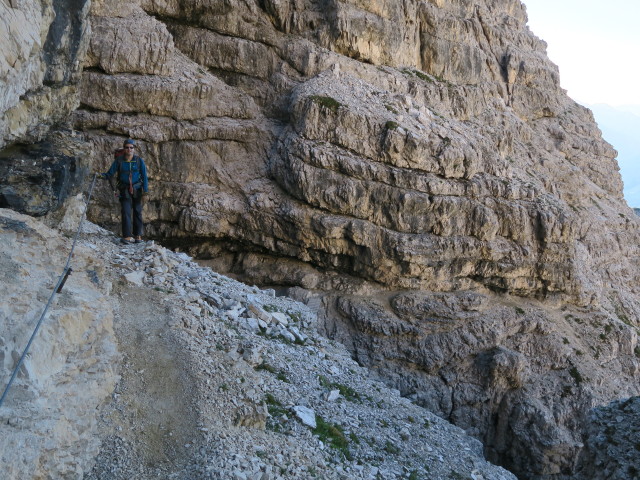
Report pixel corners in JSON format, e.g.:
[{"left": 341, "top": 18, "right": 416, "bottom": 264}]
[
  {"left": 2, "top": 0, "right": 640, "bottom": 478},
  {"left": 0, "top": 207, "right": 118, "bottom": 479},
  {"left": 76, "top": 3, "right": 640, "bottom": 477},
  {"left": 0, "top": 0, "right": 92, "bottom": 215},
  {"left": 0, "top": 0, "right": 89, "bottom": 146},
  {"left": 0, "top": 131, "right": 91, "bottom": 216},
  {"left": 575, "top": 396, "right": 640, "bottom": 480}
]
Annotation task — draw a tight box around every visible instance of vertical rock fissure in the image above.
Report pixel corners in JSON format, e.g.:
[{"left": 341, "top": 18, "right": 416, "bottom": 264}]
[{"left": 43, "top": 0, "right": 89, "bottom": 85}]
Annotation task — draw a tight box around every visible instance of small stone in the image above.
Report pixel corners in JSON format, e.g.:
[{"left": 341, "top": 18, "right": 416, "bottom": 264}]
[
  {"left": 232, "top": 470, "right": 247, "bottom": 480},
  {"left": 279, "top": 329, "right": 296, "bottom": 343},
  {"left": 292, "top": 405, "right": 316, "bottom": 428},
  {"left": 123, "top": 270, "right": 145, "bottom": 286},
  {"left": 187, "top": 291, "right": 200, "bottom": 302},
  {"left": 327, "top": 390, "right": 340, "bottom": 402},
  {"left": 248, "top": 303, "right": 271, "bottom": 322},
  {"left": 245, "top": 317, "right": 260, "bottom": 331},
  {"left": 271, "top": 312, "right": 289, "bottom": 326},
  {"left": 242, "top": 345, "right": 263, "bottom": 366},
  {"left": 289, "top": 326, "right": 306, "bottom": 343}
]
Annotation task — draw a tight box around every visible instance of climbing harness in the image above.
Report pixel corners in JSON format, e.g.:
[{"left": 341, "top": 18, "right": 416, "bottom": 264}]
[{"left": 0, "top": 173, "right": 99, "bottom": 409}]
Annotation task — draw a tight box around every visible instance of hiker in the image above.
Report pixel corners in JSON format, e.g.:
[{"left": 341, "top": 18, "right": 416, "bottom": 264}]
[{"left": 101, "top": 139, "right": 149, "bottom": 244}]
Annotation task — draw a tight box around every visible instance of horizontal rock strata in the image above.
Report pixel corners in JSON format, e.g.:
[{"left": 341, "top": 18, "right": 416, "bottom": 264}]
[
  {"left": 1, "top": 0, "right": 640, "bottom": 478},
  {"left": 72, "top": 1, "right": 640, "bottom": 478}
]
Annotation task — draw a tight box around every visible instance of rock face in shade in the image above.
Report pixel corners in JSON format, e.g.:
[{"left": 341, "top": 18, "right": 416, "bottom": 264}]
[
  {"left": 574, "top": 396, "right": 640, "bottom": 480},
  {"left": 0, "top": 131, "right": 92, "bottom": 216},
  {"left": 0, "top": 0, "right": 93, "bottom": 215},
  {"left": 1, "top": 0, "right": 640, "bottom": 478}
]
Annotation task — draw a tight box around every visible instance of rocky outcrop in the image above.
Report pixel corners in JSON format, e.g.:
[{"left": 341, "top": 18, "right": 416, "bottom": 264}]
[
  {"left": 0, "top": 0, "right": 93, "bottom": 215},
  {"left": 575, "top": 396, "right": 640, "bottom": 480},
  {"left": 0, "top": 0, "right": 89, "bottom": 146},
  {"left": 2, "top": 0, "right": 640, "bottom": 478},
  {"left": 0, "top": 131, "right": 91, "bottom": 216},
  {"left": 322, "top": 290, "right": 639, "bottom": 477},
  {"left": 0, "top": 207, "right": 118, "bottom": 479},
  {"left": 74, "top": 2, "right": 640, "bottom": 477}
]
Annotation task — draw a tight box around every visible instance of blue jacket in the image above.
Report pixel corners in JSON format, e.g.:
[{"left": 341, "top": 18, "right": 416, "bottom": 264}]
[{"left": 104, "top": 155, "right": 149, "bottom": 193}]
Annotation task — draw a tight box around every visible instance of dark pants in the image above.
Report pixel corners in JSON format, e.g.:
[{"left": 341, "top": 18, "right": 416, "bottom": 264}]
[{"left": 120, "top": 189, "right": 143, "bottom": 238}]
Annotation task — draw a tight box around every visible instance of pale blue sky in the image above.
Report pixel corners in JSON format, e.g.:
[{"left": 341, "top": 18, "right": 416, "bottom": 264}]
[
  {"left": 524, "top": 0, "right": 640, "bottom": 206},
  {"left": 524, "top": 0, "right": 640, "bottom": 106}
]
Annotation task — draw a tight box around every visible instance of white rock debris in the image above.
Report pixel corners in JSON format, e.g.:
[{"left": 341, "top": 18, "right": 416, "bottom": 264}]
[
  {"left": 0, "top": 210, "right": 515, "bottom": 480},
  {"left": 70, "top": 214, "right": 516, "bottom": 480}
]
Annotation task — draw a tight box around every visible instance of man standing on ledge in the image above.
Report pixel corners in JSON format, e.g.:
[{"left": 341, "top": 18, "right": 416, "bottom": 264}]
[{"left": 102, "top": 139, "right": 149, "bottom": 244}]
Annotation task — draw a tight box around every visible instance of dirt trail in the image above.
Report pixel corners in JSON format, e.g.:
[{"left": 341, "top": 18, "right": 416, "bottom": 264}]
[{"left": 86, "top": 284, "right": 204, "bottom": 479}]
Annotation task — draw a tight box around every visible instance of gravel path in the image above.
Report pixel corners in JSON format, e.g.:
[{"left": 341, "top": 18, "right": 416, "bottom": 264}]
[
  {"left": 86, "top": 285, "right": 205, "bottom": 479},
  {"left": 79, "top": 224, "right": 517, "bottom": 480}
]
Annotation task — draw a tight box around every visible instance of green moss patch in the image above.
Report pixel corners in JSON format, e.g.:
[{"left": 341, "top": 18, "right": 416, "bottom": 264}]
[{"left": 310, "top": 95, "right": 343, "bottom": 112}]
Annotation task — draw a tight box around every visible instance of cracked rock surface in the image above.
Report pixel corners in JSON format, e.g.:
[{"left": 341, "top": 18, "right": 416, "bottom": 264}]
[
  {"left": 1, "top": 205, "right": 516, "bottom": 480},
  {"left": 3, "top": 1, "right": 640, "bottom": 478}
]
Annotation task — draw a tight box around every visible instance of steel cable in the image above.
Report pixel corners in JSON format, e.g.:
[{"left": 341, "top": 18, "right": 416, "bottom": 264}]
[{"left": 0, "top": 173, "right": 99, "bottom": 408}]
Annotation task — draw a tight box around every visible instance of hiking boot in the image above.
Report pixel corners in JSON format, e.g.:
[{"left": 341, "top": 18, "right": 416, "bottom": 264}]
[
  {"left": 134, "top": 237, "right": 143, "bottom": 244},
  {"left": 121, "top": 237, "right": 134, "bottom": 244}
]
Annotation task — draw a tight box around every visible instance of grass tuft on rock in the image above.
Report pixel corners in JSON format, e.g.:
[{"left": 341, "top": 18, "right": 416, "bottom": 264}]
[
  {"left": 569, "top": 366, "right": 584, "bottom": 385},
  {"left": 313, "top": 415, "right": 351, "bottom": 459},
  {"left": 318, "top": 375, "right": 361, "bottom": 402},
  {"left": 310, "top": 95, "right": 342, "bottom": 112}
]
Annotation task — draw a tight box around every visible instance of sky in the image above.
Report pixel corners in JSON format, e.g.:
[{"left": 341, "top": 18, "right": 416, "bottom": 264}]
[
  {"left": 523, "top": 0, "right": 640, "bottom": 206},
  {"left": 523, "top": 0, "right": 640, "bottom": 106}
]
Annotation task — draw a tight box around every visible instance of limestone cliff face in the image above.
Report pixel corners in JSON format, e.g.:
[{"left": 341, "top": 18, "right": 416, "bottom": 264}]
[
  {"left": 2, "top": 0, "right": 640, "bottom": 478},
  {"left": 0, "top": 0, "right": 92, "bottom": 215},
  {"left": 0, "top": 0, "right": 89, "bottom": 147},
  {"left": 575, "top": 396, "right": 640, "bottom": 480}
]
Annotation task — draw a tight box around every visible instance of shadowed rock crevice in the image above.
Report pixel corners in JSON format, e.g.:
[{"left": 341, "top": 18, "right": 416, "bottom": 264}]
[
  {"left": 0, "top": 131, "right": 92, "bottom": 216},
  {"left": 43, "top": 0, "right": 90, "bottom": 86}
]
